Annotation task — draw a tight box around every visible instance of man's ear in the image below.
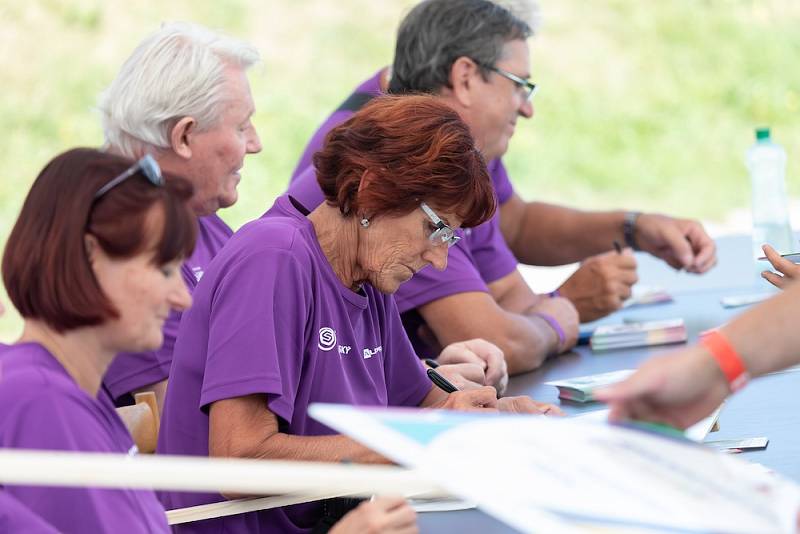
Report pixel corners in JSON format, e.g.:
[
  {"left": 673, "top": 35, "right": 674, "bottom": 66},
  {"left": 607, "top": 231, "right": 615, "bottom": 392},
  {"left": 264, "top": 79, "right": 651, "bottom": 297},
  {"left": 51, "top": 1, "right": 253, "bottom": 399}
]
[
  {"left": 169, "top": 117, "right": 197, "bottom": 160},
  {"left": 448, "top": 56, "right": 482, "bottom": 108}
]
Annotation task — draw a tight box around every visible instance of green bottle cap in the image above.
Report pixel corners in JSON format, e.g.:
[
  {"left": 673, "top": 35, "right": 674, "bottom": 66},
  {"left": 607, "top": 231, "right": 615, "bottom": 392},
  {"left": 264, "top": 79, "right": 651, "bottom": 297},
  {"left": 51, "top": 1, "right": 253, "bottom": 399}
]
[{"left": 755, "top": 127, "right": 771, "bottom": 141}]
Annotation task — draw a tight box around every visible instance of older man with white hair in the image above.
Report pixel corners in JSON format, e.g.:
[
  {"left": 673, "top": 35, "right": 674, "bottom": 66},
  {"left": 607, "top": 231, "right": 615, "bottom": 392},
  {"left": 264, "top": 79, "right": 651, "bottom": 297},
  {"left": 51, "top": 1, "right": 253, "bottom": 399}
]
[
  {"left": 100, "top": 21, "right": 503, "bottom": 414},
  {"left": 101, "top": 22, "right": 262, "bottom": 410},
  {"left": 96, "top": 22, "right": 422, "bottom": 534}
]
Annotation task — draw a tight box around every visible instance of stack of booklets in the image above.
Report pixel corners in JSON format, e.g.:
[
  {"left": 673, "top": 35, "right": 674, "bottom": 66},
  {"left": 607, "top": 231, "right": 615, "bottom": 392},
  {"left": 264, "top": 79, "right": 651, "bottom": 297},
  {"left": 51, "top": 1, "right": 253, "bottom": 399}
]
[
  {"left": 545, "top": 369, "right": 634, "bottom": 402},
  {"left": 622, "top": 285, "right": 673, "bottom": 308},
  {"left": 590, "top": 318, "right": 687, "bottom": 351}
]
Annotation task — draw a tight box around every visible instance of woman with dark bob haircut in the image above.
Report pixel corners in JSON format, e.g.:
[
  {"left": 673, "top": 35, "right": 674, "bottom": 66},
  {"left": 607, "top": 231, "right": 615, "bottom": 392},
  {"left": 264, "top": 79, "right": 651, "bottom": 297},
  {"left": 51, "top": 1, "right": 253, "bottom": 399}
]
[
  {"left": 0, "top": 148, "right": 197, "bottom": 533},
  {"left": 159, "top": 95, "right": 560, "bottom": 534}
]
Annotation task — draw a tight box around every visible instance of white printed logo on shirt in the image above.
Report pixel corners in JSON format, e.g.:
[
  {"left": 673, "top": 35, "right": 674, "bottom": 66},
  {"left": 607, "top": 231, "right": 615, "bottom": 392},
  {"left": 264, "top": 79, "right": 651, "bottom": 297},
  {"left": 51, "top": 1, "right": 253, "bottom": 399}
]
[
  {"left": 318, "top": 327, "right": 337, "bottom": 351},
  {"left": 363, "top": 345, "right": 383, "bottom": 359},
  {"left": 191, "top": 266, "right": 204, "bottom": 282}
]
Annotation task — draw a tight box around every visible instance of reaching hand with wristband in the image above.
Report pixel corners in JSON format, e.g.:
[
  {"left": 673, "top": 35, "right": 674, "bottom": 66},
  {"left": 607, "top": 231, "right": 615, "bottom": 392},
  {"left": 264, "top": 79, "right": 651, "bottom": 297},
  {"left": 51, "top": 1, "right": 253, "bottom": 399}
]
[{"left": 595, "top": 280, "right": 800, "bottom": 429}]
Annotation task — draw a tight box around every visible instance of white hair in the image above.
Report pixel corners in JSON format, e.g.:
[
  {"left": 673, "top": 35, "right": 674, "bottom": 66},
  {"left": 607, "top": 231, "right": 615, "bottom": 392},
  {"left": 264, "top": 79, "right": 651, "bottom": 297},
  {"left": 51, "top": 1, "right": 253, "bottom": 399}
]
[
  {"left": 492, "top": 0, "right": 542, "bottom": 33},
  {"left": 97, "top": 21, "right": 260, "bottom": 158}
]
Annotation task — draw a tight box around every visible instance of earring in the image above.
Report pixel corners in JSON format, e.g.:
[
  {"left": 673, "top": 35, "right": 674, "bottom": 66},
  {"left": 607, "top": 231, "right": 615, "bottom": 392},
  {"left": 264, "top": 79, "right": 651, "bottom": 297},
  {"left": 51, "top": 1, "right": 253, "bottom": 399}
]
[{"left": 360, "top": 217, "right": 370, "bottom": 228}]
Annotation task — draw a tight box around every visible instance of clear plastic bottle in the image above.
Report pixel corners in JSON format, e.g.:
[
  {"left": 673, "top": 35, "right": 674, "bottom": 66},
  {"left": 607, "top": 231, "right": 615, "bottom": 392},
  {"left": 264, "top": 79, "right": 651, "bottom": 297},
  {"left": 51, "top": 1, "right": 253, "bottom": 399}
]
[{"left": 747, "top": 127, "right": 794, "bottom": 260}]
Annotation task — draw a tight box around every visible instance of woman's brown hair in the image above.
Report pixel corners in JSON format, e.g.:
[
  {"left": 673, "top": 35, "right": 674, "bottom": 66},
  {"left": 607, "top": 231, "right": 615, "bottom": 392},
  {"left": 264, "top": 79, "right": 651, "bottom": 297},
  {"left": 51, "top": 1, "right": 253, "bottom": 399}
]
[{"left": 3, "top": 148, "right": 197, "bottom": 332}]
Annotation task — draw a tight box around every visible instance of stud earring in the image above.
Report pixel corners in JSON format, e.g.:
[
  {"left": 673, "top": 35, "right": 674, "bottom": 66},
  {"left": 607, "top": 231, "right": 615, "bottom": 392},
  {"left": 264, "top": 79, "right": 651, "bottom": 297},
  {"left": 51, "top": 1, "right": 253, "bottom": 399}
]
[{"left": 360, "top": 217, "right": 370, "bottom": 228}]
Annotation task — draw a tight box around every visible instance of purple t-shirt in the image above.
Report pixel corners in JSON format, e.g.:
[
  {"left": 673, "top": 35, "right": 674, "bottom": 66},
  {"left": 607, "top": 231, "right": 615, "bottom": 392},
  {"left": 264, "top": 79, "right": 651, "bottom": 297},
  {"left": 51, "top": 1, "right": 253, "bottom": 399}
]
[
  {"left": 286, "top": 71, "right": 519, "bottom": 356},
  {"left": 0, "top": 343, "right": 169, "bottom": 533},
  {"left": 288, "top": 69, "right": 517, "bottom": 207},
  {"left": 158, "top": 195, "right": 432, "bottom": 533},
  {"left": 104, "top": 214, "right": 233, "bottom": 402},
  {"left": 0, "top": 492, "right": 59, "bottom": 533}
]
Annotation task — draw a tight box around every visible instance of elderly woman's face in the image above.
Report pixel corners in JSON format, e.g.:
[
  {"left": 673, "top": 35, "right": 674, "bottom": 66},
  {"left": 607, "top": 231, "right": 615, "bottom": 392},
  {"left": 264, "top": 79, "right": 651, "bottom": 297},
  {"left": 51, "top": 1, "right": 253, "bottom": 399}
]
[{"left": 358, "top": 204, "right": 461, "bottom": 294}]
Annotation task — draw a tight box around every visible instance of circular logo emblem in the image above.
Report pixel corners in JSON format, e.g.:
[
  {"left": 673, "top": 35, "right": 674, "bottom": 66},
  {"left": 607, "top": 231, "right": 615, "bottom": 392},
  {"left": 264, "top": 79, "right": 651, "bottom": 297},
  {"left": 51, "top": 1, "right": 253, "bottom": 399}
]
[{"left": 318, "top": 327, "right": 337, "bottom": 351}]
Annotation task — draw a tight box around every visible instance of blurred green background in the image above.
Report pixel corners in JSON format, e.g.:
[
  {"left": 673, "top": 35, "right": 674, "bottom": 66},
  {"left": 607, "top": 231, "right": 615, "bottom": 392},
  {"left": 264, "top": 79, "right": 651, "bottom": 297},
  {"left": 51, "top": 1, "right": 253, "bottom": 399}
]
[{"left": 1, "top": 0, "right": 799, "bottom": 341}]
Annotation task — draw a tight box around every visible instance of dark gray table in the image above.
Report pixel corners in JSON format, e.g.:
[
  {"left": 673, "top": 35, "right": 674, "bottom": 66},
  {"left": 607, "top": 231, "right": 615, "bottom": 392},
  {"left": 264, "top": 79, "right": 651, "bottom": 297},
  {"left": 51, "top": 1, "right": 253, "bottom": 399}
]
[{"left": 419, "top": 235, "right": 800, "bottom": 533}]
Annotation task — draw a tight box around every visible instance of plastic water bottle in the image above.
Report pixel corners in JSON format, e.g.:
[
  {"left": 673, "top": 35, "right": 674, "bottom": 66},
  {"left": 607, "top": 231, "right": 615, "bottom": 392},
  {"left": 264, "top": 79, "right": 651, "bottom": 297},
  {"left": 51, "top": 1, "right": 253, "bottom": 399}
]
[{"left": 747, "top": 127, "right": 794, "bottom": 260}]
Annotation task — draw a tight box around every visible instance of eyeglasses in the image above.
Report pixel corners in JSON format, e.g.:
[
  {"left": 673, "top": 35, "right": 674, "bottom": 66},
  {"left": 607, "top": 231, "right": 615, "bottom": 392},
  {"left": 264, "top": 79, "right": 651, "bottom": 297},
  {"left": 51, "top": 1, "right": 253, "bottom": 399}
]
[
  {"left": 420, "top": 202, "right": 461, "bottom": 248},
  {"left": 94, "top": 154, "right": 164, "bottom": 199},
  {"left": 486, "top": 65, "right": 538, "bottom": 102}
]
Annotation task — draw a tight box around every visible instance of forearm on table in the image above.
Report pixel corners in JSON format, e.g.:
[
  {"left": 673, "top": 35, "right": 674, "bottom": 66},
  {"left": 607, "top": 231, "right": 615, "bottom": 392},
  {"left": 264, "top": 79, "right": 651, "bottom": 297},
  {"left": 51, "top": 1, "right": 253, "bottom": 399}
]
[
  {"left": 490, "top": 270, "right": 546, "bottom": 313},
  {"left": 719, "top": 283, "right": 800, "bottom": 378},
  {"left": 421, "top": 295, "right": 556, "bottom": 375},
  {"left": 212, "top": 432, "right": 386, "bottom": 500},
  {"left": 208, "top": 396, "right": 387, "bottom": 476},
  {"left": 504, "top": 200, "right": 626, "bottom": 265},
  {"left": 219, "top": 432, "right": 385, "bottom": 464}
]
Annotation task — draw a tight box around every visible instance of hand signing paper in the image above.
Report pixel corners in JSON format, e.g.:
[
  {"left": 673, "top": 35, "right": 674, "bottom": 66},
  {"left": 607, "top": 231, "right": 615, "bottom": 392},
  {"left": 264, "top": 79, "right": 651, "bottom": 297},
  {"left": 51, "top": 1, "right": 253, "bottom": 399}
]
[{"left": 438, "top": 338, "right": 508, "bottom": 395}]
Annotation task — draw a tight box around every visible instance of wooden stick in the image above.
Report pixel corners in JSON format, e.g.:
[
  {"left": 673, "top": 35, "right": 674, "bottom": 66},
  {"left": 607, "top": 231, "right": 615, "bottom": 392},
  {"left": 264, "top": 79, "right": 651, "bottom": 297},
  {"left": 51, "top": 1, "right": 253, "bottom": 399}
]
[
  {"left": 0, "top": 449, "right": 444, "bottom": 498},
  {"left": 166, "top": 486, "right": 449, "bottom": 524},
  {"left": 167, "top": 491, "right": 354, "bottom": 524}
]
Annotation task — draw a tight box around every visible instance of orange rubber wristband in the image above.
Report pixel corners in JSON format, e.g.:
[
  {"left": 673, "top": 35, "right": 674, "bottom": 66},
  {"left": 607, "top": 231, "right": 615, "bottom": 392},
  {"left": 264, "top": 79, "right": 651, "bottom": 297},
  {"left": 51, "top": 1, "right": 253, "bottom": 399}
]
[{"left": 700, "top": 330, "right": 749, "bottom": 392}]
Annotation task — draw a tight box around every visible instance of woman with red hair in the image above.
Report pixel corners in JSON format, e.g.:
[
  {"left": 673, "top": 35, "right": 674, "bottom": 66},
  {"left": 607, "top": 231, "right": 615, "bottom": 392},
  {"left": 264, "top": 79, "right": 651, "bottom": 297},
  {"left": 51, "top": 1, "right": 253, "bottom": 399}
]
[{"left": 159, "top": 95, "right": 559, "bottom": 534}]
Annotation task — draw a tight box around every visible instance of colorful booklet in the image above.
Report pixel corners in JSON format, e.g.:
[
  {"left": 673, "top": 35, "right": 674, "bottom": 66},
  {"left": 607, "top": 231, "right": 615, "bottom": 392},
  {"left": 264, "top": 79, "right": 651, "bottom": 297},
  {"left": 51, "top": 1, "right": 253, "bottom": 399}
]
[
  {"left": 545, "top": 369, "right": 635, "bottom": 402},
  {"left": 590, "top": 318, "right": 687, "bottom": 351}
]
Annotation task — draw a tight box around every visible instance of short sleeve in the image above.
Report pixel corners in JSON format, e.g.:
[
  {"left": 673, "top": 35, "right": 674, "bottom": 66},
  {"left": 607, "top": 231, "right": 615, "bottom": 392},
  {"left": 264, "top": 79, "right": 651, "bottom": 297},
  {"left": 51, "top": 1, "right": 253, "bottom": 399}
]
[
  {"left": 393, "top": 241, "right": 489, "bottom": 313},
  {"left": 199, "top": 248, "right": 311, "bottom": 426},
  {"left": 468, "top": 213, "right": 518, "bottom": 284},
  {"left": 489, "top": 158, "right": 515, "bottom": 205}
]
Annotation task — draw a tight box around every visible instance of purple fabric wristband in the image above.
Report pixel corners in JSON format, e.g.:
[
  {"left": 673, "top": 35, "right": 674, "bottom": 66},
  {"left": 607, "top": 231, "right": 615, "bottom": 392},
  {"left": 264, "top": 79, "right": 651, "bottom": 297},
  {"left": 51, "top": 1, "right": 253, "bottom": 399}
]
[{"left": 532, "top": 312, "right": 566, "bottom": 348}]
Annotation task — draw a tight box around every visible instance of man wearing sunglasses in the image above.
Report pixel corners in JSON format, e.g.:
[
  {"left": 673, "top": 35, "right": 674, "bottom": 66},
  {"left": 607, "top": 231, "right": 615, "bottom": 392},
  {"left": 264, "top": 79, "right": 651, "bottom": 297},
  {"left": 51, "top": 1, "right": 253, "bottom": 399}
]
[
  {"left": 100, "top": 22, "right": 263, "bottom": 410},
  {"left": 287, "top": 0, "right": 717, "bottom": 375}
]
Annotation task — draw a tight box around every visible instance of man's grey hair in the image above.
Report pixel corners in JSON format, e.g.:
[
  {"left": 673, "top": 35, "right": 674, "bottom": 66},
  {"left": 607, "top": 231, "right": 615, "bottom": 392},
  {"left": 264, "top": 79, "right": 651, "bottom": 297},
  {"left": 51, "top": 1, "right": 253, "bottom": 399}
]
[
  {"left": 97, "top": 21, "right": 260, "bottom": 158},
  {"left": 493, "top": 0, "right": 541, "bottom": 32},
  {"left": 389, "top": 0, "right": 532, "bottom": 95}
]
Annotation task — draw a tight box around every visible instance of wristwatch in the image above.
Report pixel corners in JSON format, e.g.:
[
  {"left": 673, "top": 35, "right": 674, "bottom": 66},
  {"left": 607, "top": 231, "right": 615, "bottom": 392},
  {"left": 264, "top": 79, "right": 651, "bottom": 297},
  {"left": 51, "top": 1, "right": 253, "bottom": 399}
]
[{"left": 623, "top": 211, "right": 641, "bottom": 251}]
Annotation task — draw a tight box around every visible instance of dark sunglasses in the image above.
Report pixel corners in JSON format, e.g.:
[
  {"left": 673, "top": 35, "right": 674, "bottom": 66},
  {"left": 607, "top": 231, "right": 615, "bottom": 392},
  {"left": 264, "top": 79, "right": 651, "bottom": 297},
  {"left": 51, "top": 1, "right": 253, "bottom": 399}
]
[{"left": 94, "top": 154, "right": 164, "bottom": 199}]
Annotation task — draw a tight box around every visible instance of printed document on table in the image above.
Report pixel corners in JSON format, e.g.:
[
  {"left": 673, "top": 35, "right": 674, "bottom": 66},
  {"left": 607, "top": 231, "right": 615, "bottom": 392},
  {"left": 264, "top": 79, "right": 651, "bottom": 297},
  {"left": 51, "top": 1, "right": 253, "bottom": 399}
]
[{"left": 310, "top": 404, "right": 800, "bottom": 534}]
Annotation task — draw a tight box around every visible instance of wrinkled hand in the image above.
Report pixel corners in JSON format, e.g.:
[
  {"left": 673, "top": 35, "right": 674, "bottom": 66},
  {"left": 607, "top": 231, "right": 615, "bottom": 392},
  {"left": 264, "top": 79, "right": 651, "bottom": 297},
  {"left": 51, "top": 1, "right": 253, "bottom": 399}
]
[
  {"left": 330, "top": 496, "right": 418, "bottom": 534},
  {"left": 634, "top": 213, "right": 716, "bottom": 273},
  {"left": 438, "top": 338, "right": 508, "bottom": 395},
  {"left": 440, "top": 387, "right": 499, "bottom": 412},
  {"left": 528, "top": 296, "right": 579, "bottom": 353},
  {"left": 558, "top": 249, "right": 638, "bottom": 322},
  {"left": 760, "top": 244, "right": 800, "bottom": 290},
  {"left": 497, "top": 396, "right": 564, "bottom": 415},
  {"left": 593, "top": 346, "right": 730, "bottom": 429}
]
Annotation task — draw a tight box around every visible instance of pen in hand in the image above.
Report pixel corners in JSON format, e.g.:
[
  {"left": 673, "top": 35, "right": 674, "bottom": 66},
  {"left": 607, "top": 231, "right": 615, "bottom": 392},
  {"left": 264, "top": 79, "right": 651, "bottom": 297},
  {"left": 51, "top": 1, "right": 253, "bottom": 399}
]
[{"left": 427, "top": 367, "right": 459, "bottom": 394}]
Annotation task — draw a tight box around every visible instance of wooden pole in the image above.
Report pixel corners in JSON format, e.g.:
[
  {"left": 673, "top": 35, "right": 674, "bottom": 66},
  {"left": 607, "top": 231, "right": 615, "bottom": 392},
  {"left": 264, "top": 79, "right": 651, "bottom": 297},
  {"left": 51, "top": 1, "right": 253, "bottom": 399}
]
[{"left": 0, "top": 449, "right": 443, "bottom": 498}]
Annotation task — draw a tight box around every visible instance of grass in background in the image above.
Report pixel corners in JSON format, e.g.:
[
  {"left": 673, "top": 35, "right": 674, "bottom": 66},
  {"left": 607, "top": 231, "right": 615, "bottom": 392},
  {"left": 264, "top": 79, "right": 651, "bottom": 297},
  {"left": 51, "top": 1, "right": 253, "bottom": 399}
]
[{"left": 0, "top": 0, "right": 798, "bottom": 340}]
